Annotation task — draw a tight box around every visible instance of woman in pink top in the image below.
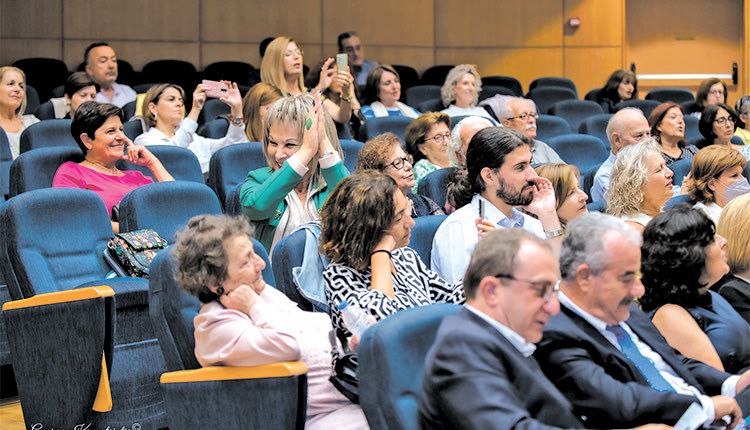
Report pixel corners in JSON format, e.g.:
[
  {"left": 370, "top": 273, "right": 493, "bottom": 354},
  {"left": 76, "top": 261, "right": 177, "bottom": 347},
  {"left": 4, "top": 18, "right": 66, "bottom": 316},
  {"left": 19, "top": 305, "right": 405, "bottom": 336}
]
[
  {"left": 53, "top": 101, "right": 174, "bottom": 232},
  {"left": 172, "top": 214, "right": 367, "bottom": 430}
]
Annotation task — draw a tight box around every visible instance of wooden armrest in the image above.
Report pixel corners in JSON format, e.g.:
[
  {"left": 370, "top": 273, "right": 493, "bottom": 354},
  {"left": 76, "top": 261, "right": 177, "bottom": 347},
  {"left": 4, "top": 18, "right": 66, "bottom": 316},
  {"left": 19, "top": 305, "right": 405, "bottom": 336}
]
[
  {"left": 2, "top": 286, "right": 115, "bottom": 311},
  {"left": 160, "top": 361, "right": 307, "bottom": 384}
]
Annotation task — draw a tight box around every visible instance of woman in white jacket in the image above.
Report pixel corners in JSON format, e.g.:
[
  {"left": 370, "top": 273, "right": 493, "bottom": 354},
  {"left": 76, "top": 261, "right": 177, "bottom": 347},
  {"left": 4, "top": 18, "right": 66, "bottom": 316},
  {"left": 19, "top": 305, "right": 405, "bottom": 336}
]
[{"left": 135, "top": 81, "right": 246, "bottom": 175}]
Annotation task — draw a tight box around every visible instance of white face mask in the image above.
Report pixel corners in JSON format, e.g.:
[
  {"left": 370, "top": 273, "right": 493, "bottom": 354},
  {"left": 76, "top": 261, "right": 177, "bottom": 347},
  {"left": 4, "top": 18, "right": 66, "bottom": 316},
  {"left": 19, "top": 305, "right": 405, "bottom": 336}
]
[{"left": 716, "top": 177, "right": 750, "bottom": 203}]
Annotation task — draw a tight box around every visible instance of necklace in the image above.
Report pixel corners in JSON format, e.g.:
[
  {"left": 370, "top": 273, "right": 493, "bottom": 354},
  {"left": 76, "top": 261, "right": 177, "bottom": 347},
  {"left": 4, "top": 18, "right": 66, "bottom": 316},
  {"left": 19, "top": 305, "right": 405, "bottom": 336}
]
[{"left": 84, "top": 158, "right": 119, "bottom": 175}]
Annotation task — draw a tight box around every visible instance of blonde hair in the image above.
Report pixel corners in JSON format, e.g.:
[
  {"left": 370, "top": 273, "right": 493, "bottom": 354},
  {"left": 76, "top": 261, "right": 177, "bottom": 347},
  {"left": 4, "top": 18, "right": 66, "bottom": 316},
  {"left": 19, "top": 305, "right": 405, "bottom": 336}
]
[
  {"left": 0, "top": 66, "right": 28, "bottom": 117},
  {"left": 261, "top": 37, "right": 305, "bottom": 96},
  {"left": 242, "top": 83, "right": 284, "bottom": 141},
  {"left": 718, "top": 193, "right": 750, "bottom": 273},
  {"left": 142, "top": 83, "right": 185, "bottom": 128},
  {"left": 262, "top": 93, "right": 342, "bottom": 186},
  {"left": 535, "top": 163, "right": 581, "bottom": 212},
  {"left": 687, "top": 145, "right": 747, "bottom": 204},
  {"left": 441, "top": 64, "right": 482, "bottom": 107},
  {"left": 606, "top": 138, "right": 663, "bottom": 217}
]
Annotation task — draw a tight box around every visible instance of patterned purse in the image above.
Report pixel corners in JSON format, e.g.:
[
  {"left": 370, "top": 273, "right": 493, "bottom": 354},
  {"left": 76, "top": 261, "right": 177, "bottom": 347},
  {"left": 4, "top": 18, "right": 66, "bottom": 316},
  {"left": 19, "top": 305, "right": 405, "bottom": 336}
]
[{"left": 105, "top": 229, "right": 168, "bottom": 278}]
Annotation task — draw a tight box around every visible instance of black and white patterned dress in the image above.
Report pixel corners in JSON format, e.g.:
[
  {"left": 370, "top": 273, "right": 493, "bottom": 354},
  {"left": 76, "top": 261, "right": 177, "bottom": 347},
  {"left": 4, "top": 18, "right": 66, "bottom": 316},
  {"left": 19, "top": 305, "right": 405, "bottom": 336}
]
[{"left": 324, "top": 247, "right": 465, "bottom": 332}]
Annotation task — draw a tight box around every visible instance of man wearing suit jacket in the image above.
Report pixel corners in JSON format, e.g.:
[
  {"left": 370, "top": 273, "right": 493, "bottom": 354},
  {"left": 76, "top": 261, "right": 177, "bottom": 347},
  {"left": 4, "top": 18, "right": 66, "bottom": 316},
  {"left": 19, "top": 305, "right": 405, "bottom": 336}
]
[
  {"left": 418, "top": 228, "right": 671, "bottom": 430},
  {"left": 536, "top": 212, "right": 749, "bottom": 429}
]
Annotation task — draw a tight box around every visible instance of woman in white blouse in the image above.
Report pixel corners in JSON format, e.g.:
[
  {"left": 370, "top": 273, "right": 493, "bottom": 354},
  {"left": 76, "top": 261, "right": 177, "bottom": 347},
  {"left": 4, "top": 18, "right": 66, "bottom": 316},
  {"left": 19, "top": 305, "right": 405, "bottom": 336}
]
[{"left": 0, "top": 66, "right": 39, "bottom": 159}]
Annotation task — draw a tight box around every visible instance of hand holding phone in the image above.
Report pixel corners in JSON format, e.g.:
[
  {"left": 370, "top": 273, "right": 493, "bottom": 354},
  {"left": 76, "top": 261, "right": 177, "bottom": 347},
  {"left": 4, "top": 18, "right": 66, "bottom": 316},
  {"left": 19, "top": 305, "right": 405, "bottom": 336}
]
[{"left": 202, "top": 79, "right": 229, "bottom": 98}]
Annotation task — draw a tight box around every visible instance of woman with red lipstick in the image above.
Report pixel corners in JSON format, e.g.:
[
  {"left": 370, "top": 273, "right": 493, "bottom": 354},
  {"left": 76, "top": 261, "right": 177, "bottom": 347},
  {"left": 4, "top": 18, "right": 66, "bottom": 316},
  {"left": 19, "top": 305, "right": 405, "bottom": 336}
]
[
  {"left": 240, "top": 92, "right": 347, "bottom": 253},
  {"left": 321, "top": 171, "right": 464, "bottom": 335},
  {"left": 595, "top": 69, "right": 638, "bottom": 113},
  {"left": 640, "top": 204, "right": 750, "bottom": 374},
  {"left": 648, "top": 102, "right": 698, "bottom": 164},
  {"left": 0, "top": 66, "right": 40, "bottom": 159},
  {"left": 698, "top": 103, "right": 743, "bottom": 149},
  {"left": 606, "top": 139, "right": 674, "bottom": 233},
  {"left": 53, "top": 101, "right": 174, "bottom": 233}
]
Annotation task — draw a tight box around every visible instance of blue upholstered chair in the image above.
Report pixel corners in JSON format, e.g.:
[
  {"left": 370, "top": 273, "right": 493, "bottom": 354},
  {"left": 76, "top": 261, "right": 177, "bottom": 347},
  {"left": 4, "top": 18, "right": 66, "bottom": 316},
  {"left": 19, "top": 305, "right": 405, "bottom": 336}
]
[
  {"left": 340, "top": 139, "right": 364, "bottom": 173},
  {"left": 535, "top": 114, "right": 572, "bottom": 143},
  {"left": 207, "top": 141, "right": 267, "bottom": 211},
  {"left": 197, "top": 118, "right": 230, "bottom": 138},
  {"left": 118, "top": 181, "right": 224, "bottom": 243},
  {"left": 0, "top": 188, "right": 167, "bottom": 428},
  {"left": 405, "top": 85, "right": 441, "bottom": 108},
  {"left": 271, "top": 227, "right": 326, "bottom": 312},
  {"left": 527, "top": 87, "right": 578, "bottom": 115},
  {"left": 19, "top": 119, "right": 77, "bottom": 153},
  {"left": 359, "top": 303, "right": 462, "bottom": 430},
  {"left": 664, "top": 193, "right": 692, "bottom": 210},
  {"left": 587, "top": 199, "right": 607, "bottom": 213},
  {"left": 9, "top": 146, "right": 83, "bottom": 197},
  {"left": 141, "top": 60, "right": 198, "bottom": 95},
  {"left": 668, "top": 158, "right": 693, "bottom": 186},
  {"left": 391, "top": 65, "right": 420, "bottom": 94},
  {"left": 548, "top": 99, "right": 604, "bottom": 133},
  {"left": 122, "top": 119, "right": 145, "bottom": 141},
  {"left": 546, "top": 134, "right": 609, "bottom": 175},
  {"left": 148, "top": 247, "right": 307, "bottom": 429},
  {"left": 200, "top": 98, "right": 231, "bottom": 122},
  {"left": 528, "top": 76, "right": 578, "bottom": 97},
  {"left": 582, "top": 163, "right": 601, "bottom": 202},
  {"left": 417, "top": 98, "right": 444, "bottom": 113},
  {"left": 420, "top": 65, "right": 454, "bottom": 86},
  {"left": 23, "top": 85, "right": 40, "bottom": 115},
  {"left": 410, "top": 215, "right": 447, "bottom": 269},
  {"left": 584, "top": 88, "right": 602, "bottom": 101},
  {"left": 684, "top": 115, "right": 701, "bottom": 143},
  {"left": 0, "top": 127, "right": 11, "bottom": 197},
  {"left": 357, "top": 116, "right": 414, "bottom": 143},
  {"left": 481, "top": 75, "right": 523, "bottom": 97},
  {"left": 116, "top": 144, "right": 204, "bottom": 183},
  {"left": 645, "top": 87, "right": 695, "bottom": 104},
  {"left": 578, "top": 113, "right": 614, "bottom": 150},
  {"left": 13, "top": 57, "right": 68, "bottom": 103},
  {"left": 33, "top": 100, "right": 58, "bottom": 120},
  {"left": 614, "top": 99, "right": 661, "bottom": 119},
  {"left": 478, "top": 85, "right": 515, "bottom": 101},
  {"left": 417, "top": 167, "right": 457, "bottom": 210},
  {"left": 203, "top": 61, "right": 256, "bottom": 87}
]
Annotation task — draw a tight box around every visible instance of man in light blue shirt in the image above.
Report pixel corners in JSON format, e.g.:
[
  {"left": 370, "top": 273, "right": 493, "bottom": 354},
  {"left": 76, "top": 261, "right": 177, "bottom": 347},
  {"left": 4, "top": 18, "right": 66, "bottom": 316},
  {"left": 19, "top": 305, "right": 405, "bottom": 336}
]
[
  {"left": 85, "top": 42, "right": 136, "bottom": 108},
  {"left": 338, "top": 32, "right": 378, "bottom": 88}
]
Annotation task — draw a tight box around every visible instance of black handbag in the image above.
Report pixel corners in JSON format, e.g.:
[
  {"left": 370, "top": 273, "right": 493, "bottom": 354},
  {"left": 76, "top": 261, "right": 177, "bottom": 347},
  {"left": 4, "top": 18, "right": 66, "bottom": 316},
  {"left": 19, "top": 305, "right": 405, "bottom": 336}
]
[
  {"left": 328, "top": 329, "right": 359, "bottom": 404},
  {"left": 104, "top": 229, "right": 168, "bottom": 278}
]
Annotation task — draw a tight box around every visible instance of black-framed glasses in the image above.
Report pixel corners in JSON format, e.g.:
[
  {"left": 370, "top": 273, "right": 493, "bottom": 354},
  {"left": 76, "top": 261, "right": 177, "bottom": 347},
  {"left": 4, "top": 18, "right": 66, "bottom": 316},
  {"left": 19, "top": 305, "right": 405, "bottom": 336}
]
[
  {"left": 495, "top": 274, "right": 560, "bottom": 301},
  {"left": 424, "top": 132, "right": 451, "bottom": 145},
  {"left": 714, "top": 116, "right": 736, "bottom": 126},
  {"left": 385, "top": 154, "right": 413, "bottom": 170},
  {"left": 507, "top": 112, "right": 538, "bottom": 121}
]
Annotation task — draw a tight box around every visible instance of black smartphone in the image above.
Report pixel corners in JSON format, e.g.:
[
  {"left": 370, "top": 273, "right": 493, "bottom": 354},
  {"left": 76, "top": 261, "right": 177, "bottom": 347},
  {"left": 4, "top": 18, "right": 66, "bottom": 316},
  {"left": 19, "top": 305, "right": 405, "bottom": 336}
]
[{"left": 479, "top": 199, "right": 486, "bottom": 220}]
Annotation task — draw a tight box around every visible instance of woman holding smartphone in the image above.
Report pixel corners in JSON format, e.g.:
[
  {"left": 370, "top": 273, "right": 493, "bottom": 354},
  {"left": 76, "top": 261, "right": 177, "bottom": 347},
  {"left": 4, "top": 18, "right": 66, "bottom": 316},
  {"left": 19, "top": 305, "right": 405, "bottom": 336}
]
[
  {"left": 305, "top": 59, "right": 361, "bottom": 136},
  {"left": 135, "top": 81, "right": 246, "bottom": 176}
]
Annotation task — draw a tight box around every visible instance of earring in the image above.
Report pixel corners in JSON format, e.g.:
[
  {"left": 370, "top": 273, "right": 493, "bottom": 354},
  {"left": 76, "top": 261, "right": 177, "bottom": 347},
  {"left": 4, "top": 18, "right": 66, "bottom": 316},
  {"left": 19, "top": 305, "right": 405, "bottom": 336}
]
[{"left": 216, "top": 287, "right": 224, "bottom": 295}]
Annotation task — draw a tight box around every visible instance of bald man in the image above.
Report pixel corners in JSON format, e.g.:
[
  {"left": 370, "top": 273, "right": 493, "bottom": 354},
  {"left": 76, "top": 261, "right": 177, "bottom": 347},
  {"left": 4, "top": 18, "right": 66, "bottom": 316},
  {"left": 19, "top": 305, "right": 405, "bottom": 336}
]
[{"left": 590, "top": 108, "right": 651, "bottom": 202}]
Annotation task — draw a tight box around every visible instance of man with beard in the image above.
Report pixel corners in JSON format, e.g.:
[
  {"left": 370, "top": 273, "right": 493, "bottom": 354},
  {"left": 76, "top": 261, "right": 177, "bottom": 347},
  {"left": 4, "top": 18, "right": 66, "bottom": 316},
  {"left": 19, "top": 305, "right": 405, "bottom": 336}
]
[
  {"left": 431, "top": 127, "right": 563, "bottom": 284},
  {"left": 499, "top": 97, "right": 564, "bottom": 165},
  {"left": 84, "top": 42, "right": 136, "bottom": 107}
]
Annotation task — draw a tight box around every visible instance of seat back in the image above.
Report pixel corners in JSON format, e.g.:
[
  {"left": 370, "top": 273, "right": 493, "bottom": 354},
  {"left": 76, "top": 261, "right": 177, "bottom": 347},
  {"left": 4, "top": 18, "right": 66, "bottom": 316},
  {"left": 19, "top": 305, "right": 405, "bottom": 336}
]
[
  {"left": 207, "top": 141, "right": 267, "bottom": 211},
  {"left": 141, "top": 60, "right": 198, "bottom": 94},
  {"left": 645, "top": 87, "right": 695, "bottom": 104},
  {"left": 119, "top": 181, "right": 223, "bottom": 241},
  {"left": 197, "top": 118, "right": 230, "bottom": 139},
  {"left": 546, "top": 134, "right": 609, "bottom": 174},
  {"left": 358, "top": 116, "right": 414, "bottom": 142},
  {"left": 123, "top": 119, "right": 145, "bottom": 141},
  {"left": 116, "top": 145, "right": 204, "bottom": 183},
  {"left": 535, "top": 114, "right": 572, "bottom": 143},
  {"left": 417, "top": 99, "right": 442, "bottom": 113},
  {"left": 417, "top": 167, "right": 457, "bottom": 210},
  {"left": 582, "top": 162, "right": 601, "bottom": 202},
  {"left": 548, "top": 99, "right": 604, "bottom": 132},
  {"left": 578, "top": 113, "right": 614, "bottom": 150},
  {"left": 19, "top": 119, "right": 77, "bottom": 153},
  {"left": 9, "top": 146, "right": 83, "bottom": 197},
  {"left": 405, "top": 85, "right": 441, "bottom": 108},
  {"left": 340, "top": 139, "right": 363, "bottom": 173},
  {"left": 481, "top": 75, "right": 523, "bottom": 97},
  {"left": 33, "top": 100, "right": 58, "bottom": 120},
  {"left": 529, "top": 76, "right": 578, "bottom": 97},
  {"left": 614, "top": 99, "right": 661, "bottom": 118},
  {"left": 0, "top": 127, "right": 11, "bottom": 197},
  {"left": 478, "top": 85, "right": 514, "bottom": 101},
  {"left": 359, "top": 303, "right": 462, "bottom": 430},
  {"left": 12, "top": 57, "right": 69, "bottom": 102},
  {"left": 410, "top": 215, "right": 447, "bottom": 268},
  {"left": 664, "top": 193, "right": 692, "bottom": 210},
  {"left": 684, "top": 115, "right": 701, "bottom": 143},
  {"left": 587, "top": 199, "right": 607, "bottom": 213},
  {"left": 271, "top": 228, "right": 323, "bottom": 312},
  {"left": 391, "top": 65, "right": 420, "bottom": 94},
  {"left": 420, "top": 65, "right": 454, "bottom": 86},
  {"left": 203, "top": 61, "right": 255, "bottom": 87},
  {"left": 23, "top": 85, "right": 40, "bottom": 115},
  {"left": 668, "top": 158, "right": 693, "bottom": 186},
  {"left": 527, "top": 87, "right": 578, "bottom": 114},
  {"left": 584, "top": 87, "right": 602, "bottom": 101},
  {"left": 201, "top": 98, "right": 231, "bottom": 122}
]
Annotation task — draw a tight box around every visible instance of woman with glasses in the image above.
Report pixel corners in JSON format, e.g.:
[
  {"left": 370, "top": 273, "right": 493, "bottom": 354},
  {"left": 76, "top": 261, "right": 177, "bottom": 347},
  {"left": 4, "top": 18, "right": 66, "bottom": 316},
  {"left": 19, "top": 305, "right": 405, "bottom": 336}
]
[
  {"left": 320, "top": 171, "right": 464, "bottom": 334},
  {"left": 260, "top": 36, "right": 335, "bottom": 96},
  {"left": 356, "top": 132, "right": 444, "bottom": 217},
  {"left": 405, "top": 112, "right": 452, "bottom": 193},
  {"left": 734, "top": 95, "right": 750, "bottom": 145},
  {"left": 698, "top": 103, "right": 742, "bottom": 149},
  {"left": 685, "top": 78, "right": 728, "bottom": 119},
  {"left": 640, "top": 204, "right": 750, "bottom": 373}
]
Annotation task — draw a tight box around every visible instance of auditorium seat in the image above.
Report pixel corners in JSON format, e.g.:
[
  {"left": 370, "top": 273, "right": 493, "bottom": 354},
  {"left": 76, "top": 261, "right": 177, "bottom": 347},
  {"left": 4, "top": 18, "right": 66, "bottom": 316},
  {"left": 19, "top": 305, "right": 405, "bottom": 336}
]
[
  {"left": 391, "top": 65, "right": 420, "bottom": 95},
  {"left": 528, "top": 76, "right": 578, "bottom": 97},
  {"left": 481, "top": 76, "right": 523, "bottom": 97},
  {"left": 141, "top": 60, "right": 198, "bottom": 95},
  {"left": 578, "top": 113, "right": 614, "bottom": 150},
  {"left": 614, "top": 99, "right": 661, "bottom": 118},
  {"left": 115, "top": 145, "right": 204, "bottom": 183},
  {"left": 33, "top": 100, "right": 59, "bottom": 120},
  {"left": 357, "top": 116, "right": 414, "bottom": 143},
  {"left": 417, "top": 98, "right": 443, "bottom": 113},
  {"left": 19, "top": 119, "right": 76, "bottom": 153},
  {"left": 0, "top": 127, "right": 11, "bottom": 197},
  {"left": 479, "top": 85, "right": 515, "bottom": 101},
  {"left": 200, "top": 98, "right": 231, "bottom": 122},
  {"left": 12, "top": 57, "right": 69, "bottom": 103},
  {"left": 203, "top": 61, "right": 255, "bottom": 87},
  {"left": 405, "top": 85, "right": 441, "bottom": 108},
  {"left": 417, "top": 167, "right": 457, "bottom": 210},
  {"left": 582, "top": 163, "right": 600, "bottom": 203},
  {"left": 197, "top": 118, "right": 229, "bottom": 139},
  {"left": 8, "top": 146, "right": 83, "bottom": 197},
  {"left": 548, "top": 100, "right": 604, "bottom": 133},
  {"left": 340, "top": 139, "right": 364, "bottom": 173},
  {"left": 527, "top": 87, "right": 578, "bottom": 115},
  {"left": 684, "top": 115, "right": 701, "bottom": 143},
  {"left": 359, "top": 303, "right": 461, "bottom": 430},
  {"left": 668, "top": 158, "right": 693, "bottom": 186},
  {"left": 420, "top": 65, "right": 454, "bottom": 86},
  {"left": 123, "top": 119, "right": 145, "bottom": 141},
  {"left": 546, "top": 134, "right": 609, "bottom": 175},
  {"left": 23, "top": 85, "right": 40, "bottom": 115},
  {"left": 535, "top": 114, "right": 572, "bottom": 143},
  {"left": 664, "top": 193, "right": 692, "bottom": 210},
  {"left": 148, "top": 247, "right": 305, "bottom": 429},
  {"left": 410, "top": 215, "right": 448, "bottom": 269},
  {"left": 272, "top": 226, "right": 327, "bottom": 312},
  {"left": 207, "top": 141, "right": 267, "bottom": 211},
  {"left": 645, "top": 87, "right": 695, "bottom": 104}
]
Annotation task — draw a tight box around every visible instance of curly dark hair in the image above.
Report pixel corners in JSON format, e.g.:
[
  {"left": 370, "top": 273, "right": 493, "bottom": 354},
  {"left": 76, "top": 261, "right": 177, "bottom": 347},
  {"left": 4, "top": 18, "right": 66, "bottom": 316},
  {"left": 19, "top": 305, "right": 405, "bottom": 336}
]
[
  {"left": 319, "top": 171, "right": 398, "bottom": 272},
  {"left": 639, "top": 203, "right": 716, "bottom": 312}
]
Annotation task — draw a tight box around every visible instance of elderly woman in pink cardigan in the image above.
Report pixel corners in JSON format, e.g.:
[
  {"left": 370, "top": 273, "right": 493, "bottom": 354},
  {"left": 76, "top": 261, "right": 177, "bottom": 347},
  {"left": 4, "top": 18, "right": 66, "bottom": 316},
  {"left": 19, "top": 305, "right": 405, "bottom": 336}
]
[{"left": 173, "top": 214, "right": 368, "bottom": 429}]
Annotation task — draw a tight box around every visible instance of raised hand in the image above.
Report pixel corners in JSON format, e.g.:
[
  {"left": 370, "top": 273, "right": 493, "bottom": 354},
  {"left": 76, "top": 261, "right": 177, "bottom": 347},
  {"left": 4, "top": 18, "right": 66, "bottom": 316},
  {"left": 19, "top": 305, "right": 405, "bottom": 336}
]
[
  {"left": 475, "top": 218, "right": 495, "bottom": 239},
  {"left": 219, "top": 80, "right": 243, "bottom": 113},
  {"left": 192, "top": 83, "right": 208, "bottom": 112},
  {"left": 122, "top": 137, "right": 157, "bottom": 167},
  {"left": 317, "top": 58, "right": 336, "bottom": 92},
  {"left": 522, "top": 176, "right": 557, "bottom": 217}
]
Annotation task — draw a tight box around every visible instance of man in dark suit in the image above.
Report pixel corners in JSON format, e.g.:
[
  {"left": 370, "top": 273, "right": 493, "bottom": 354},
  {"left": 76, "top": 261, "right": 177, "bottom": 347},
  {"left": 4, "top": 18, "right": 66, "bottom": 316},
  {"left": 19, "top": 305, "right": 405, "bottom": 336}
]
[
  {"left": 536, "top": 212, "right": 749, "bottom": 429},
  {"left": 418, "top": 228, "right": 671, "bottom": 430}
]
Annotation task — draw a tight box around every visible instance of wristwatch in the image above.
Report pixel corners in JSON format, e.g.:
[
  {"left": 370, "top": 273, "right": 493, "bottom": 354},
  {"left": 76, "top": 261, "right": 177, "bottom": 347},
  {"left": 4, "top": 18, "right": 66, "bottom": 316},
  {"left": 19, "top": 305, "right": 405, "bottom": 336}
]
[{"left": 231, "top": 116, "right": 243, "bottom": 126}]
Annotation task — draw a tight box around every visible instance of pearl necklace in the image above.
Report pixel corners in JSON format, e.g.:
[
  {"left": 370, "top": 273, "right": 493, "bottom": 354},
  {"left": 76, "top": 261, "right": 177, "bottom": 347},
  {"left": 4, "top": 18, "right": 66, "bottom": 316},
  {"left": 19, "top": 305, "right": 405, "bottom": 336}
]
[{"left": 84, "top": 158, "right": 119, "bottom": 175}]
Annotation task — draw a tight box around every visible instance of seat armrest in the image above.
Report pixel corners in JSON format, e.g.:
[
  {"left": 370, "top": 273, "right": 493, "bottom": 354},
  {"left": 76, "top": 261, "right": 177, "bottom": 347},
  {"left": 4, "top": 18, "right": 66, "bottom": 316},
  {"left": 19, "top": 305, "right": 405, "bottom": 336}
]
[
  {"left": 2, "top": 285, "right": 114, "bottom": 310},
  {"left": 160, "top": 361, "right": 307, "bottom": 383}
]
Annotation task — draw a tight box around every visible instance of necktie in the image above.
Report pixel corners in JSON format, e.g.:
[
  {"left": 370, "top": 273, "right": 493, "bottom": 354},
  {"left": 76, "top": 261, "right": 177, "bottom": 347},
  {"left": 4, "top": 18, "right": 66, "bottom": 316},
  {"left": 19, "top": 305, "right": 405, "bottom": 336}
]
[{"left": 606, "top": 324, "right": 675, "bottom": 393}]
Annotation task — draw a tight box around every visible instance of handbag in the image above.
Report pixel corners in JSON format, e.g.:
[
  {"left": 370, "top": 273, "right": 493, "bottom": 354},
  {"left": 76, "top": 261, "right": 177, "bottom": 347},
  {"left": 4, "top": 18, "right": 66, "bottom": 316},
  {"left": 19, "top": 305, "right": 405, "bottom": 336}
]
[
  {"left": 328, "top": 329, "right": 359, "bottom": 404},
  {"left": 105, "top": 229, "right": 168, "bottom": 278}
]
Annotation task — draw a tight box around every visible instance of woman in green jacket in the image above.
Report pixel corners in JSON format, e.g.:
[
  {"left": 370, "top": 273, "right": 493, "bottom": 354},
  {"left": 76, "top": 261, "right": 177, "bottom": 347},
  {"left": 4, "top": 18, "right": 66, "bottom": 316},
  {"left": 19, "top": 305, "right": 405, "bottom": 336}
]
[{"left": 240, "top": 92, "right": 348, "bottom": 253}]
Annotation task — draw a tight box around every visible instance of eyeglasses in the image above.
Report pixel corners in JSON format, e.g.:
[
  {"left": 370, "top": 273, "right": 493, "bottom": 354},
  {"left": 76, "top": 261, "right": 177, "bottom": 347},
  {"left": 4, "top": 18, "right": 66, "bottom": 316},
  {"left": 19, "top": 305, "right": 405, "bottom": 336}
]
[
  {"left": 424, "top": 132, "right": 451, "bottom": 145},
  {"left": 386, "top": 154, "right": 413, "bottom": 170},
  {"left": 284, "top": 49, "right": 303, "bottom": 58},
  {"left": 495, "top": 274, "right": 560, "bottom": 301},
  {"left": 709, "top": 89, "right": 725, "bottom": 96},
  {"left": 714, "top": 116, "right": 736, "bottom": 126},
  {"left": 507, "top": 112, "right": 538, "bottom": 121}
]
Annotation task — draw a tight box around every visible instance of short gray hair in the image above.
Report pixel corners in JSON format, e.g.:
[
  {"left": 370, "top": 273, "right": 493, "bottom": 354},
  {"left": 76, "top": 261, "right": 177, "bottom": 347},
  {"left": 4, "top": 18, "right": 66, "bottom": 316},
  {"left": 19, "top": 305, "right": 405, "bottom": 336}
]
[
  {"left": 441, "top": 64, "right": 482, "bottom": 107},
  {"left": 606, "top": 107, "right": 643, "bottom": 146},
  {"left": 449, "top": 116, "right": 494, "bottom": 166},
  {"left": 498, "top": 97, "right": 536, "bottom": 121},
  {"left": 606, "top": 138, "right": 662, "bottom": 217},
  {"left": 560, "top": 212, "right": 642, "bottom": 281}
]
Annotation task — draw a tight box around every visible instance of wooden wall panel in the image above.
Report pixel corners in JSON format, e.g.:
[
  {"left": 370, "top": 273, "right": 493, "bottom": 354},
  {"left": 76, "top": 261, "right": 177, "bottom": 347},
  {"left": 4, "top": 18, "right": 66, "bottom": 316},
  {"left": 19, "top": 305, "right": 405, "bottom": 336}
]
[
  {"left": 435, "top": 0, "right": 563, "bottom": 47},
  {"left": 0, "top": 0, "right": 62, "bottom": 39},
  {"left": 563, "top": 0, "right": 623, "bottom": 46},
  {"left": 564, "top": 47, "right": 623, "bottom": 96},
  {"left": 64, "top": 41, "right": 201, "bottom": 71},
  {"left": 319, "top": 44, "right": 436, "bottom": 75},
  {"left": 63, "top": 0, "right": 199, "bottom": 41},
  {"left": 1, "top": 40, "right": 64, "bottom": 66}
]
